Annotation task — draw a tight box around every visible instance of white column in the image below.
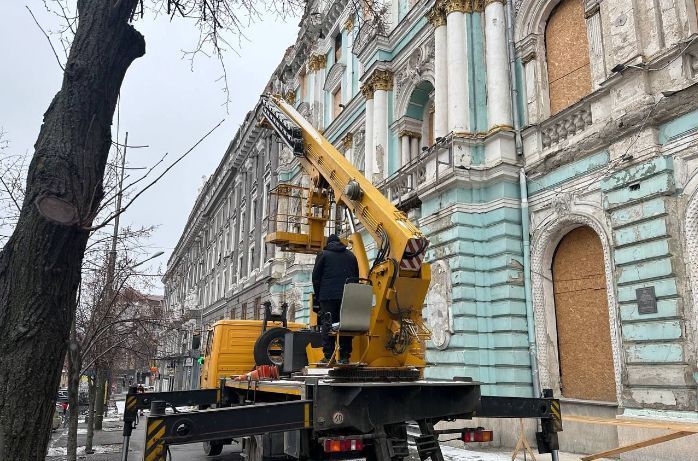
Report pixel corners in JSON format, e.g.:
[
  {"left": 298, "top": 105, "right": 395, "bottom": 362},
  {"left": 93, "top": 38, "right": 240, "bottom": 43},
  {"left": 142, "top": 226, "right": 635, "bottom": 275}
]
[
  {"left": 362, "top": 84, "right": 375, "bottom": 179},
  {"left": 344, "top": 19, "right": 354, "bottom": 99},
  {"left": 373, "top": 88, "right": 388, "bottom": 181},
  {"left": 371, "top": 70, "right": 393, "bottom": 181},
  {"left": 428, "top": 8, "right": 448, "bottom": 137},
  {"left": 400, "top": 135, "right": 410, "bottom": 167},
  {"left": 484, "top": 0, "right": 512, "bottom": 128},
  {"left": 446, "top": 6, "right": 468, "bottom": 132},
  {"left": 410, "top": 136, "right": 420, "bottom": 160}
]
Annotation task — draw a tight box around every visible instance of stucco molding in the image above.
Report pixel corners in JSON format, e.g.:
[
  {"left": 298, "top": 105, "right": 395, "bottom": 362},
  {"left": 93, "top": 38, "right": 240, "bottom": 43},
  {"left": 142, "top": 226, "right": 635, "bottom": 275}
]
[
  {"left": 395, "top": 40, "right": 436, "bottom": 118},
  {"left": 530, "top": 199, "right": 623, "bottom": 404},
  {"left": 680, "top": 172, "right": 698, "bottom": 368},
  {"left": 514, "top": 0, "right": 563, "bottom": 42},
  {"left": 323, "top": 62, "right": 346, "bottom": 92}
]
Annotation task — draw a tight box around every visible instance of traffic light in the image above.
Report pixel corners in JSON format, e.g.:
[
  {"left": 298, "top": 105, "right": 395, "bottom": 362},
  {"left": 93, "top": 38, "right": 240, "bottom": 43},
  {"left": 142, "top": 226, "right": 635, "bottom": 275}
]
[{"left": 197, "top": 356, "right": 204, "bottom": 365}]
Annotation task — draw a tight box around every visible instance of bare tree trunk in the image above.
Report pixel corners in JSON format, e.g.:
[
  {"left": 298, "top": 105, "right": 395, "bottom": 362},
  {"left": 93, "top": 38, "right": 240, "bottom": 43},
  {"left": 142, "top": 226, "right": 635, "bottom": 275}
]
[
  {"left": 66, "top": 333, "right": 81, "bottom": 461},
  {"left": 84, "top": 377, "right": 96, "bottom": 454},
  {"left": 94, "top": 367, "right": 106, "bottom": 431},
  {"left": 0, "top": 1, "right": 144, "bottom": 459}
]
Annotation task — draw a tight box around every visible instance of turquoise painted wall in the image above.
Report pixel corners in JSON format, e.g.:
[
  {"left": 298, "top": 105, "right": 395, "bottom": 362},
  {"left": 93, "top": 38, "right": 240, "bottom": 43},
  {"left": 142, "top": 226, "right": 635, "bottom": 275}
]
[{"left": 420, "top": 182, "right": 532, "bottom": 397}]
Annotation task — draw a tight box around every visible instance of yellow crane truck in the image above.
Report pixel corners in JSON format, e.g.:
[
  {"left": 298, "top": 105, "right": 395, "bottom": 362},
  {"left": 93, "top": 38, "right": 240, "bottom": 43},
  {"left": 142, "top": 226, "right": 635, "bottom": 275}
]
[{"left": 122, "top": 95, "right": 562, "bottom": 461}]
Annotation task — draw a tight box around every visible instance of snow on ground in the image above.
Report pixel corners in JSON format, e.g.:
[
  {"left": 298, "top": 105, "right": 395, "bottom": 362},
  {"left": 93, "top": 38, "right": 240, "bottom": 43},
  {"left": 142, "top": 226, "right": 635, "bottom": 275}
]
[
  {"left": 46, "top": 444, "right": 121, "bottom": 457},
  {"left": 440, "top": 446, "right": 511, "bottom": 461}
]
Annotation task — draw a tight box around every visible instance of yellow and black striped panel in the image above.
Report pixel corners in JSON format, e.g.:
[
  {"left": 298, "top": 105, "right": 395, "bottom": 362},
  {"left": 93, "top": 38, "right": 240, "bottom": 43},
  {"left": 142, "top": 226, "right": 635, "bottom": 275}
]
[
  {"left": 550, "top": 400, "right": 563, "bottom": 432},
  {"left": 126, "top": 396, "right": 137, "bottom": 412},
  {"left": 144, "top": 418, "right": 166, "bottom": 461}
]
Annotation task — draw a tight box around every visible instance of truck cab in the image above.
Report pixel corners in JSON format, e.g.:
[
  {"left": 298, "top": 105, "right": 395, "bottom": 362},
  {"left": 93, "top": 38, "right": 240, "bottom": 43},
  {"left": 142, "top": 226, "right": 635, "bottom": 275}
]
[{"left": 200, "top": 319, "right": 305, "bottom": 389}]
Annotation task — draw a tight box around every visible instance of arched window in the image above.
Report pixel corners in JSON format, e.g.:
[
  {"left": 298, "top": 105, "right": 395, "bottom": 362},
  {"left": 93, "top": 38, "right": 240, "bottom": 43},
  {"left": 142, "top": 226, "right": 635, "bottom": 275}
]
[{"left": 545, "top": 0, "right": 592, "bottom": 114}]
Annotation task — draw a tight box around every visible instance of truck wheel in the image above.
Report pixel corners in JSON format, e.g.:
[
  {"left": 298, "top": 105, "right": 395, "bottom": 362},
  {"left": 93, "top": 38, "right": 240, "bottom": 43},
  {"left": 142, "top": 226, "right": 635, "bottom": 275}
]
[
  {"left": 203, "top": 440, "right": 223, "bottom": 456},
  {"left": 254, "top": 327, "right": 290, "bottom": 366},
  {"left": 242, "top": 435, "right": 263, "bottom": 461}
]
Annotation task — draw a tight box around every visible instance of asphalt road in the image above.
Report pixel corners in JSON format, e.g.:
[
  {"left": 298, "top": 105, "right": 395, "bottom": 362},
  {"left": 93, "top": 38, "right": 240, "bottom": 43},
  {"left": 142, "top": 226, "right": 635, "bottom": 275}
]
[{"left": 128, "top": 422, "right": 243, "bottom": 461}]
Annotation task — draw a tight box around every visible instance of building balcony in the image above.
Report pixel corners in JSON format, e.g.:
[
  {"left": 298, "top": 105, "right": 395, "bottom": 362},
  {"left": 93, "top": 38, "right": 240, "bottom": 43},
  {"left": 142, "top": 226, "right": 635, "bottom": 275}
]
[{"left": 523, "top": 89, "right": 611, "bottom": 167}]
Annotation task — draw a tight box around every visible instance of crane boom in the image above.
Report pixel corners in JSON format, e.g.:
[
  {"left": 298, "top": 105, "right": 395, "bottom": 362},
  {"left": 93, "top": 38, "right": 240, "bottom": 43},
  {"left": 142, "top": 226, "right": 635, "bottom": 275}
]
[{"left": 261, "top": 94, "right": 431, "bottom": 369}]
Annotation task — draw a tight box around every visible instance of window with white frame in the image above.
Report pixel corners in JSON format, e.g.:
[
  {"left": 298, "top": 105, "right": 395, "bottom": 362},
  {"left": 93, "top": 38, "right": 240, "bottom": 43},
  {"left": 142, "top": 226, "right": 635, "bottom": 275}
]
[
  {"left": 250, "top": 197, "right": 257, "bottom": 231},
  {"left": 237, "top": 253, "right": 245, "bottom": 280},
  {"left": 262, "top": 181, "right": 270, "bottom": 219},
  {"left": 239, "top": 210, "right": 246, "bottom": 241},
  {"left": 248, "top": 245, "right": 255, "bottom": 275}
]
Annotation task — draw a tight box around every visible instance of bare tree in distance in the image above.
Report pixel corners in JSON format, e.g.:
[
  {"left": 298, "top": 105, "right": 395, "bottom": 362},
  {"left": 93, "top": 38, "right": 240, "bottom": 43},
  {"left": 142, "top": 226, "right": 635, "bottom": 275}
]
[
  {"left": 0, "top": 1, "right": 388, "bottom": 458},
  {"left": 67, "top": 228, "right": 165, "bottom": 460}
]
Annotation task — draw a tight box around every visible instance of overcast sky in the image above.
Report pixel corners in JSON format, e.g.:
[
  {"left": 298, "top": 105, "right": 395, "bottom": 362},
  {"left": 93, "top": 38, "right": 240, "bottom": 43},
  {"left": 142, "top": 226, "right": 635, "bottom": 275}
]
[{"left": 1, "top": 2, "right": 301, "bottom": 291}]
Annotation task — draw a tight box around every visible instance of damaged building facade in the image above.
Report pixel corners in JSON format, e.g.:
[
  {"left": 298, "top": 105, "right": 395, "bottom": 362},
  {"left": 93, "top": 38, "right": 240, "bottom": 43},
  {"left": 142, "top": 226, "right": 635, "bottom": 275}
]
[{"left": 163, "top": 0, "right": 698, "bottom": 457}]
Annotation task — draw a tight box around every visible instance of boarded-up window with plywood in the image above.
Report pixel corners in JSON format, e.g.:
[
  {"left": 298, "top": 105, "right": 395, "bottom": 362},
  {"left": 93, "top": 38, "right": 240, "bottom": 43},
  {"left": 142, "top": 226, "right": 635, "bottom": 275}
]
[
  {"left": 552, "top": 226, "right": 616, "bottom": 401},
  {"left": 545, "top": 0, "right": 592, "bottom": 114}
]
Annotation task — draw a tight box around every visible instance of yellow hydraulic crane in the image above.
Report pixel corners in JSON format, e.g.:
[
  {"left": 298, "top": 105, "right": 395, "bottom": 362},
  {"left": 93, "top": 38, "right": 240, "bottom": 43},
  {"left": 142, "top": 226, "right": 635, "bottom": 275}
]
[{"left": 261, "top": 95, "right": 432, "bottom": 370}]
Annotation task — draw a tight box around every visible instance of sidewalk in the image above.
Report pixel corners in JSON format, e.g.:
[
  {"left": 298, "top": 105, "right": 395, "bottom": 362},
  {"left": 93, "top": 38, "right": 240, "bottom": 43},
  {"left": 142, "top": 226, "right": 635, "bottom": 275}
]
[{"left": 46, "top": 396, "right": 127, "bottom": 461}]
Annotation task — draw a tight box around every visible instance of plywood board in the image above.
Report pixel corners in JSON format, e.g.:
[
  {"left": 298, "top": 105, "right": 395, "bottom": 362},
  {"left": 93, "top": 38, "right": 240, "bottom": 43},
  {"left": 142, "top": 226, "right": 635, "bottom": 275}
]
[
  {"left": 545, "top": 0, "right": 592, "bottom": 114},
  {"left": 552, "top": 226, "right": 616, "bottom": 401}
]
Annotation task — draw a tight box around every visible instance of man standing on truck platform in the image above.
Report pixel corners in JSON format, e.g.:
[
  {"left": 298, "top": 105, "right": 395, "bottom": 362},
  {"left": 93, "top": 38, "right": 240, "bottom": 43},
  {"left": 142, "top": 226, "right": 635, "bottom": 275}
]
[{"left": 312, "top": 234, "right": 359, "bottom": 365}]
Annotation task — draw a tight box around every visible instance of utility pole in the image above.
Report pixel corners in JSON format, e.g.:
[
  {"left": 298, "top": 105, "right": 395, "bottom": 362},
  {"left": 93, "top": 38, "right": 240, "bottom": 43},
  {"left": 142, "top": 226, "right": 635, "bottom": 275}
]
[{"left": 94, "top": 132, "right": 128, "bottom": 432}]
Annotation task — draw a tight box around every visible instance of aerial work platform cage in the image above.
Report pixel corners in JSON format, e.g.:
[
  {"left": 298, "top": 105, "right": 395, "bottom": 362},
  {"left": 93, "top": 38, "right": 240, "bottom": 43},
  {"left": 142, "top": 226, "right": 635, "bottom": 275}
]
[{"left": 266, "top": 183, "right": 348, "bottom": 254}]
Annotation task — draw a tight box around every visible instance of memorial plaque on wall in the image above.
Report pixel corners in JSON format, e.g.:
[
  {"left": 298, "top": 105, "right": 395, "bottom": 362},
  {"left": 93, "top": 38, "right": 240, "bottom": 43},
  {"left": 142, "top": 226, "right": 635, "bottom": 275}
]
[{"left": 636, "top": 286, "right": 657, "bottom": 314}]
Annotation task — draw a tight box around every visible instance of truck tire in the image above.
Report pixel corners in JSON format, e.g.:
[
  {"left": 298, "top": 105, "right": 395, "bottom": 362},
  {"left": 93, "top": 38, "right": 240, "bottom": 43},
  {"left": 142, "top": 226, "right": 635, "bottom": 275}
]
[
  {"left": 203, "top": 440, "right": 223, "bottom": 456},
  {"left": 254, "top": 327, "right": 290, "bottom": 366},
  {"left": 242, "top": 435, "right": 263, "bottom": 461}
]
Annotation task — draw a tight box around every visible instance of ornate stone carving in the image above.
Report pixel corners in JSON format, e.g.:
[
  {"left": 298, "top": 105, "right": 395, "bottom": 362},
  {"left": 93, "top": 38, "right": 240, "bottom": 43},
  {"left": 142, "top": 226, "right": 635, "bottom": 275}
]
[
  {"left": 343, "top": 16, "right": 354, "bottom": 31},
  {"left": 426, "top": 5, "right": 447, "bottom": 28},
  {"left": 443, "top": 0, "right": 469, "bottom": 14},
  {"left": 395, "top": 41, "right": 435, "bottom": 113},
  {"left": 284, "top": 90, "right": 296, "bottom": 105},
  {"left": 551, "top": 191, "right": 574, "bottom": 216},
  {"left": 684, "top": 188, "right": 698, "bottom": 352},
  {"left": 307, "top": 54, "right": 327, "bottom": 71},
  {"left": 371, "top": 70, "right": 394, "bottom": 91},
  {"left": 360, "top": 82, "right": 374, "bottom": 100},
  {"left": 425, "top": 259, "right": 453, "bottom": 350},
  {"left": 340, "top": 132, "right": 353, "bottom": 151}
]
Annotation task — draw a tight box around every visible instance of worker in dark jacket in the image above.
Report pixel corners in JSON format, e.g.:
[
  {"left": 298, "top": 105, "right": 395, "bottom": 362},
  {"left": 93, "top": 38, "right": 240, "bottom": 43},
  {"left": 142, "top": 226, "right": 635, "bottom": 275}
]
[{"left": 312, "top": 234, "right": 359, "bottom": 364}]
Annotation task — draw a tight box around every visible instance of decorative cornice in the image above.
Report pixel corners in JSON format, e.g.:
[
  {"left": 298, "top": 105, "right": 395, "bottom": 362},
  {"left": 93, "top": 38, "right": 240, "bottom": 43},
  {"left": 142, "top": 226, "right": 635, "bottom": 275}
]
[
  {"left": 426, "top": 5, "right": 447, "bottom": 28},
  {"left": 307, "top": 54, "right": 327, "bottom": 71},
  {"left": 340, "top": 132, "right": 353, "bottom": 150},
  {"left": 473, "top": 0, "right": 485, "bottom": 11},
  {"left": 371, "top": 70, "right": 394, "bottom": 91},
  {"left": 284, "top": 90, "right": 296, "bottom": 105},
  {"left": 484, "top": 0, "right": 505, "bottom": 7},
  {"left": 360, "top": 82, "right": 374, "bottom": 100},
  {"left": 444, "top": 0, "right": 469, "bottom": 14}
]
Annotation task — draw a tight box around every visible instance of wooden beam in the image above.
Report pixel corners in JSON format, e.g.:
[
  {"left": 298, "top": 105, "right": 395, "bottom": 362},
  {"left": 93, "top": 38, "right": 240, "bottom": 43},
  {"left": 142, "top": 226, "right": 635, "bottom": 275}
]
[
  {"left": 563, "top": 414, "right": 698, "bottom": 433},
  {"left": 580, "top": 431, "right": 694, "bottom": 461}
]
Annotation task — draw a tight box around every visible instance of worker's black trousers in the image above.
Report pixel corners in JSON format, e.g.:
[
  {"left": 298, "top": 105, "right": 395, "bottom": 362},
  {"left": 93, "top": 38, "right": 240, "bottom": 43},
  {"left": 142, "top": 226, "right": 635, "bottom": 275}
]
[{"left": 320, "top": 300, "right": 352, "bottom": 358}]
